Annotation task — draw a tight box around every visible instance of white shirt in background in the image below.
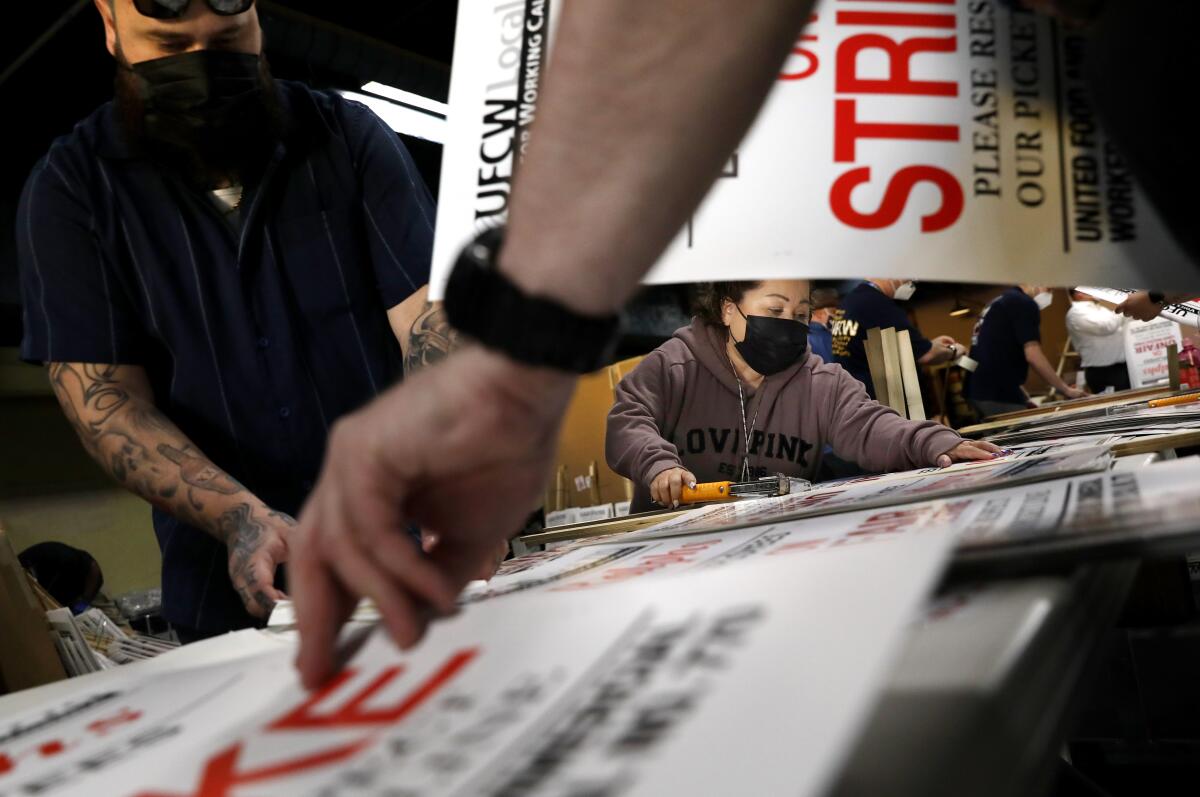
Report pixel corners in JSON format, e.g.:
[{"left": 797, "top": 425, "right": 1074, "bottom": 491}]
[{"left": 1065, "top": 300, "right": 1126, "bottom": 368}]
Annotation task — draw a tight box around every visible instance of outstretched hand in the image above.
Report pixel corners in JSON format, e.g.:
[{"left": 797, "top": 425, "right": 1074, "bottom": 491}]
[{"left": 290, "top": 346, "right": 575, "bottom": 688}]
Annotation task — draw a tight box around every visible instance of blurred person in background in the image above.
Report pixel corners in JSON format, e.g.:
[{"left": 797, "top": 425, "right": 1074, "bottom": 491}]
[
  {"left": 807, "top": 287, "right": 838, "bottom": 364},
  {"left": 967, "top": 286, "right": 1087, "bottom": 417},
  {"left": 1066, "top": 288, "right": 1130, "bottom": 393},
  {"left": 606, "top": 280, "right": 1002, "bottom": 512},
  {"left": 831, "top": 279, "right": 963, "bottom": 398}
]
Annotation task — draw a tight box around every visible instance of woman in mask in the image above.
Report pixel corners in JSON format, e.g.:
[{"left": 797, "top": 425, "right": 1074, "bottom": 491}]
[{"left": 607, "top": 280, "right": 1002, "bottom": 511}]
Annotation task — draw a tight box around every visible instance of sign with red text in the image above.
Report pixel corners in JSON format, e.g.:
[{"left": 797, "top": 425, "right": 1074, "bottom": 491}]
[
  {"left": 1124, "top": 318, "right": 1184, "bottom": 388},
  {"left": 430, "top": 0, "right": 1193, "bottom": 298},
  {"left": 0, "top": 531, "right": 954, "bottom": 797}
]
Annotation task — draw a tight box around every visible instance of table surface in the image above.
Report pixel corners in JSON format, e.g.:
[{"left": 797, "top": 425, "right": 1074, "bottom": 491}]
[{"left": 2, "top": 447, "right": 1189, "bottom": 796}]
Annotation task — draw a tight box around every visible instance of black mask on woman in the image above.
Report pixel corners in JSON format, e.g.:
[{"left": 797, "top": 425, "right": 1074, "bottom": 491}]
[
  {"left": 731, "top": 305, "right": 809, "bottom": 376},
  {"left": 117, "top": 50, "right": 283, "bottom": 186}
]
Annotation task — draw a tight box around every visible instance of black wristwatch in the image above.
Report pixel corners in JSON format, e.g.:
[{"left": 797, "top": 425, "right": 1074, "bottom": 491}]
[
  {"left": 443, "top": 225, "right": 621, "bottom": 373},
  {"left": 1147, "top": 290, "right": 1166, "bottom": 305}
]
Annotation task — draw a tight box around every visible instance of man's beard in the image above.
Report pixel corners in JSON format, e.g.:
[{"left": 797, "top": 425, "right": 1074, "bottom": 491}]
[{"left": 114, "top": 49, "right": 287, "bottom": 188}]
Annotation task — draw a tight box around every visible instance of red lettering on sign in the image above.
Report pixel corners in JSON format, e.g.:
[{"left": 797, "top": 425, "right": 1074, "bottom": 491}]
[
  {"left": 836, "top": 11, "right": 955, "bottom": 29},
  {"left": 830, "top": 165, "right": 963, "bottom": 232},
  {"left": 836, "top": 34, "right": 958, "bottom": 97},
  {"left": 135, "top": 740, "right": 367, "bottom": 797},
  {"left": 139, "top": 650, "right": 478, "bottom": 796},
  {"left": 270, "top": 649, "right": 477, "bottom": 730},
  {"left": 780, "top": 14, "right": 821, "bottom": 81},
  {"left": 834, "top": 100, "right": 958, "bottom": 162},
  {"left": 822, "top": 2, "right": 964, "bottom": 232},
  {"left": 87, "top": 708, "right": 144, "bottom": 736}
]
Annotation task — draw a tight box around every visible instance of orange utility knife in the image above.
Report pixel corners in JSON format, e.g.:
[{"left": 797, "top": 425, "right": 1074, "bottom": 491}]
[{"left": 680, "top": 473, "right": 792, "bottom": 505}]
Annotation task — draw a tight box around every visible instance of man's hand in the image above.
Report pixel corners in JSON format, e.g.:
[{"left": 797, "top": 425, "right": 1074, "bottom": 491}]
[
  {"left": 422, "top": 531, "right": 509, "bottom": 581},
  {"left": 1116, "top": 290, "right": 1164, "bottom": 322},
  {"left": 933, "top": 335, "right": 959, "bottom": 349},
  {"left": 219, "top": 506, "right": 293, "bottom": 619},
  {"left": 291, "top": 346, "right": 575, "bottom": 688},
  {"left": 649, "top": 466, "right": 698, "bottom": 509},
  {"left": 935, "top": 440, "right": 1005, "bottom": 468},
  {"left": 1060, "top": 385, "right": 1089, "bottom": 400}
]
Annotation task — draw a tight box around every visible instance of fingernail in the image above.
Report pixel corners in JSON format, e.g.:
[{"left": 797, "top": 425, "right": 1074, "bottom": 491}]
[
  {"left": 688, "top": 482, "right": 696, "bottom": 489},
  {"left": 672, "top": 500, "right": 679, "bottom": 508}
]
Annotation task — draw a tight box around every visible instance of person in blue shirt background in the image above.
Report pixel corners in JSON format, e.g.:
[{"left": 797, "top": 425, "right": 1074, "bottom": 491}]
[
  {"left": 966, "top": 285, "right": 1087, "bottom": 418},
  {"left": 830, "top": 279, "right": 963, "bottom": 398},
  {"left": 807, "top": 287, "right": 838, "bottom": 364},
  {"left": 16, "top": 0, "right": 450, "bottom": 640}
]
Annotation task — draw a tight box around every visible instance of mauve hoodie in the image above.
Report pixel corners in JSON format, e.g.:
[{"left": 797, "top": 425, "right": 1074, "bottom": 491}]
[{"left": 607, "top": 318, "right": 964, "bottom": 512}]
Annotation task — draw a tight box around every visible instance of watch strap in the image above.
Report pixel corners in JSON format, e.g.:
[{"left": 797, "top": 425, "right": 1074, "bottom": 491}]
[{"left": 444, "top": 227, "right": 620, "bottom": 374}]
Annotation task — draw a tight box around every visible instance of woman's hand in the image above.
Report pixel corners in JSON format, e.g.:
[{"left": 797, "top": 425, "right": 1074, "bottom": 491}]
[
  {"left": 650, "top": 466, "right": 697, "bottom": 508},
  {"left": 935, "top": 440, "right": 1006, "bottom": 468}
]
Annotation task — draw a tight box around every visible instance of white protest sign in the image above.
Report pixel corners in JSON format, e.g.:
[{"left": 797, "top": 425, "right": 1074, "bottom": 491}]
[
  {"left": 1124, "top": 318, "right": 1183, "bottom": 388},
  {"left": 430, "top": 0, "right": 1193, "bottom": 299},
  {"left": 1, "top": 530, "right": 953, "bottom": 797}
]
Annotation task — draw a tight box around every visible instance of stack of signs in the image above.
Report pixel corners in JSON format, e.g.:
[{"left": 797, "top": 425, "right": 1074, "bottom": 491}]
[
  {"left": 467, "top": 456, "right": 1200, "bottom": 596},
  {"left": 984, "top": 403, "right": 1200, "bottom": 446},
  {"left": 615, "top": 446, "right": 1113, "bottom": 542},
  {"left": 429, "top": 1, "right": 1194, "bottom": 297},
  {"left": 0, "top": 514, "right": 956, "bottom": 795}
]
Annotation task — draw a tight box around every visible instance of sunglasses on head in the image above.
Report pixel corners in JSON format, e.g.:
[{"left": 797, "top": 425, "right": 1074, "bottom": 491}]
[{"left": 132, "top": 0, "right": 255, "bottom": 20}]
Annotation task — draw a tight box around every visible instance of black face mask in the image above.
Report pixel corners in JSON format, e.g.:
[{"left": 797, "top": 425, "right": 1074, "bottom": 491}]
[
  {"left": 118, "top": 50, "right": 282, "bottom": 185},
  {"left": 731, "top": 305, "right": 809, "bottom": 376}
]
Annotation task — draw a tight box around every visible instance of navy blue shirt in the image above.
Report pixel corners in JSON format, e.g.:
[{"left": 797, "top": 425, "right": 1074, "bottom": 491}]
[
  {"left": 17, "top": 82, "right": 433, "bottom": 633},
  {"left": 830, "top": 282, "right": 932, "bottom": 397},
  {"left": 966, "top": 288, "right": 1042, "bottom": 405}
]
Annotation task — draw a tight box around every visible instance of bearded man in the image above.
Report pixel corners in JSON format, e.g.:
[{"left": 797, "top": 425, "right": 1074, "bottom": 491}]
[{"left": 16, "top": 0, "right": 448, "bottom": 640}]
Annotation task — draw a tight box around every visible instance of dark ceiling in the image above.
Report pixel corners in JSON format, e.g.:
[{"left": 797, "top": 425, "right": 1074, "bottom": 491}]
[{"left": 0, "top": 0, "right": 458, "bottom": 339}]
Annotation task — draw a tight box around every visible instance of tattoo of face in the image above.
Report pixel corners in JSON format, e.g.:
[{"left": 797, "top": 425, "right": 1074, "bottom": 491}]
[{"left": 404, "top": 302, "right": 460, "bottom": 374}]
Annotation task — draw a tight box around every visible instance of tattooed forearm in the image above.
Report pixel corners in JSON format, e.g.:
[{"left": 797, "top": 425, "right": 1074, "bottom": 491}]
[
  {"left": 47, "top": 362, "right": 257, "bottom": 538},
  {"left": 49, "top": 362, "right": 291, "bottom": 619},
  {"left": 404, "top": 302, "right": 460, "bottom": 374}
]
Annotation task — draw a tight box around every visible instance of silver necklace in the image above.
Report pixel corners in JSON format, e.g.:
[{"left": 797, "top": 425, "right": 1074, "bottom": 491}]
[{"left": 731, "top": 365, "right": 762, "bottom": 482}]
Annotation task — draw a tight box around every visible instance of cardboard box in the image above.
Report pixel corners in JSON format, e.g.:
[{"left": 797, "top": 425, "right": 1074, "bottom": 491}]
[
  {"left": 543, "top": 357, "right": 644, "bottom": 511},
  {"left": 0, "top": 525, "right": 68, "bottom": 694}
]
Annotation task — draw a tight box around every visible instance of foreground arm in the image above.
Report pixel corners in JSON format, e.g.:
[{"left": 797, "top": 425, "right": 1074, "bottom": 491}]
[
  {"left": 292, "top": 0, "right": 820, "bottom": 687},
  {"left": 1024, "top": 342, "right": 1087, "bottom": 399}
]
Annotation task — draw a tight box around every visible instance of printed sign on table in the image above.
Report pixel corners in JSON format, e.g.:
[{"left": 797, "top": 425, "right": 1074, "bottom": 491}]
[{"left": 0, "top": 529, "right": 955, "bottom": 797}]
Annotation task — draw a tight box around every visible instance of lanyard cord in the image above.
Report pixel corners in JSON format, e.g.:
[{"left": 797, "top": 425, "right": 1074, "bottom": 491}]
[{"left": 731, "top": 367, "right": 762, "bottom": 482}]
